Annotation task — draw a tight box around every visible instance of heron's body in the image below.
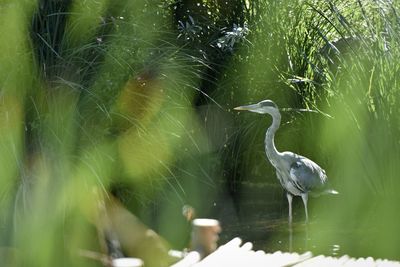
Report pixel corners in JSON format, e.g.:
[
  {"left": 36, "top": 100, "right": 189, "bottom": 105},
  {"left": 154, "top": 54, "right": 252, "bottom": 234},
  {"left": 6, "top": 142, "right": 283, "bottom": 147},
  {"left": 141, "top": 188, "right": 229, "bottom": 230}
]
[
  {"left": 271, "top": 152, "right": 327, "bottom": 196},
  {"left": 235, "top": 100, "right": 336, "bottom": 223}
]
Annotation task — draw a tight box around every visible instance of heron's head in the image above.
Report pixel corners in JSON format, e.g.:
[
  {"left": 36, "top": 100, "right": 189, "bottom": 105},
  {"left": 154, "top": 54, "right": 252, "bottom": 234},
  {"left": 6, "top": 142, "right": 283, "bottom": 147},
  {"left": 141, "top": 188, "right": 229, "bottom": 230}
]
[{"left": 234, "top": 100, "right": 278, "bottom": 114}]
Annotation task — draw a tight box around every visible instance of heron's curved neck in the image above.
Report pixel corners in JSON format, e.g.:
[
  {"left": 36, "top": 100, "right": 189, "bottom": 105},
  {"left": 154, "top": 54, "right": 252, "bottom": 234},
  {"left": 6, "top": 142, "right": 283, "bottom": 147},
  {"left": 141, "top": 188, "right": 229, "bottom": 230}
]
[{"left": 265, "top": 111, "right": 281, "bottom": 162}]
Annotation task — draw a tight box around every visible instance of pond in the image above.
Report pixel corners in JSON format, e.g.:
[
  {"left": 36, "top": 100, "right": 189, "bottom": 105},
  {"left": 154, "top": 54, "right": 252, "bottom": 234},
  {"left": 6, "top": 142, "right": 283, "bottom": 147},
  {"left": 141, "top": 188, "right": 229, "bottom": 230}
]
[
  {"left": 221, "top": 218, "right": 344, "bottom": 257},
  {"left": 213, "top": 184, "right": 399, "bottom": 262}
]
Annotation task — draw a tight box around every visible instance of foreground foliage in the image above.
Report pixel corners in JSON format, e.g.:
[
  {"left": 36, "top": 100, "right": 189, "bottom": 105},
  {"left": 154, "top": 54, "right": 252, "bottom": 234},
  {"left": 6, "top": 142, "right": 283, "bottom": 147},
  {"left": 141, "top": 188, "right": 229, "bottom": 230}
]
[{"left": 0, "top": 0, "right": 400, "bottom": 265}]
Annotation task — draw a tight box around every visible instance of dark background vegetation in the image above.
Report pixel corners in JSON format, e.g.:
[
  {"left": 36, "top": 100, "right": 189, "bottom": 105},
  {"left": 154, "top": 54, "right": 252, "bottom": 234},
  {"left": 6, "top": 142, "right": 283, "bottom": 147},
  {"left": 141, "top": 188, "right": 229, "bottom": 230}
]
[{"left": 1, "top": 0, "right": 400, "bottom": 266}]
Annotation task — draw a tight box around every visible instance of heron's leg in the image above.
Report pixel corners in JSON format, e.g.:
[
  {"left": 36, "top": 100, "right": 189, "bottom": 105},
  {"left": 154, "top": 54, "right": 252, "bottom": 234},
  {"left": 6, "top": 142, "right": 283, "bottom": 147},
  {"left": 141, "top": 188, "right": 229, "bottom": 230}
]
[
  {"left": 301, "top": 193, "right": 309, "bottom": 223},
  {"left": 286, "top": 193, "right": 293, "bottom": 224}
]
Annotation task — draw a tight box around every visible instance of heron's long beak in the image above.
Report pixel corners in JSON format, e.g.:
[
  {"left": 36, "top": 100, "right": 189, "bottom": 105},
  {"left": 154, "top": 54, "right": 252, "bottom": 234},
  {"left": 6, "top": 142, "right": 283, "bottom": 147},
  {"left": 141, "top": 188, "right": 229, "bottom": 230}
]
[{"left": 233, "top": 104, "right": 259, "bottom": 111}]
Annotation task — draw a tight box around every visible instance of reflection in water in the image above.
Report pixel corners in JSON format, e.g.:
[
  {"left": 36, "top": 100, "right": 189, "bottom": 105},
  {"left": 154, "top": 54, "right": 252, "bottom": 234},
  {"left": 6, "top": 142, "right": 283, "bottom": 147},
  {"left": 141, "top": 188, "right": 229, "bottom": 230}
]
[
  {"left": 287, "top": 221, "right": 309, "bottom": 253},
  {"left": 288, "top": 223, "right": 293, "bottom": 252},
  {"left": 221, "top": 217, "right": 304, "bottom": 252},
  {"left": 220, "top": 216, "right": 329, "bottom": 257},
  {"left": 304, "top": 223, "right": 309, "bottom": 252},
  {"left": 332, "top": 244, "right": 340, "bottom": 256},
  {"left": 218, "top": 182, "right": 398, "bottom": 261}
]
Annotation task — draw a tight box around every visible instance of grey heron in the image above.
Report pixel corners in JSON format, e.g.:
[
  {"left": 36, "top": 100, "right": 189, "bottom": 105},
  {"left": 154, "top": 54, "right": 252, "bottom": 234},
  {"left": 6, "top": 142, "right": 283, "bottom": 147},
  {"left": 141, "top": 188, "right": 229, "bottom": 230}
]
[{"left": 234, "top": 100, "right": 337, "bottom": 223}]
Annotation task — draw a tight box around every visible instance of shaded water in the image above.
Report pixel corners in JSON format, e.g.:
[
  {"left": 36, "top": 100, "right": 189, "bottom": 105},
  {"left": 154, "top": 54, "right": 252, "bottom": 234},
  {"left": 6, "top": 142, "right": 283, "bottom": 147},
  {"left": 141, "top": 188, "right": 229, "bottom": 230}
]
[
  {"left": 220, "top": 214, "right": 358, "bottom": 259},
  {"left": 213, "top": 185, "right": 397, "bottom": 262},
  {"left": 153, "top": 176, "right": 398, "bottom": 262}
]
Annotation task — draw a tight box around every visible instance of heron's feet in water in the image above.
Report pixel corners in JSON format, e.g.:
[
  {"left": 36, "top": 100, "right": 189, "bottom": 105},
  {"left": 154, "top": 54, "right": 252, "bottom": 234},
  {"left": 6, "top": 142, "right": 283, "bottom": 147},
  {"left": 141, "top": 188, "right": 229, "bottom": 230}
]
[{"left": 287, "top": 217, "right": 309, "bottom": 225}]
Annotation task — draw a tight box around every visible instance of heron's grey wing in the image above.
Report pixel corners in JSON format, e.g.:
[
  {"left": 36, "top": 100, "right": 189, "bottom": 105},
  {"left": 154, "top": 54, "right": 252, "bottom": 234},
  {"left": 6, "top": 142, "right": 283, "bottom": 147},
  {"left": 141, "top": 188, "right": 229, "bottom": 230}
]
[{"left": 289, "top": 157, "right": 327, "bottom": 193}]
